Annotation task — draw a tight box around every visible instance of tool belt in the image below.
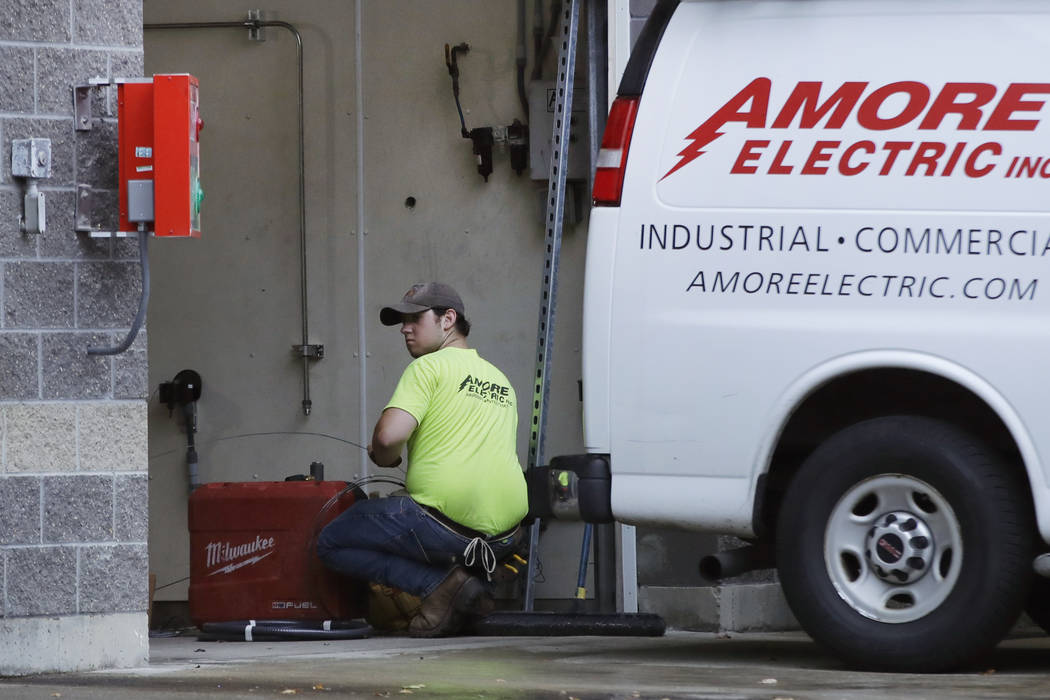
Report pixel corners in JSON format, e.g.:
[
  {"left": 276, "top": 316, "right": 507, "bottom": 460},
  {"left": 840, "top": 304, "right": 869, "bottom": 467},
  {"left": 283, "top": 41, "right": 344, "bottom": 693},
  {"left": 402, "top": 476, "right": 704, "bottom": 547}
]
[{"left": 420, "top": 503, "right": 519, "bottom": 542}]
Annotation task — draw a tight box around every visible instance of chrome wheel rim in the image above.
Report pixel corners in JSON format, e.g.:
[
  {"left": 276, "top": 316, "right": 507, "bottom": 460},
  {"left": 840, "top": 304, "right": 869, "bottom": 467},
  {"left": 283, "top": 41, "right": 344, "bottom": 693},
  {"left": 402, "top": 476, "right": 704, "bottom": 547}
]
[{"left": 824, "top": 474, "right": 963, "bottom": 623}]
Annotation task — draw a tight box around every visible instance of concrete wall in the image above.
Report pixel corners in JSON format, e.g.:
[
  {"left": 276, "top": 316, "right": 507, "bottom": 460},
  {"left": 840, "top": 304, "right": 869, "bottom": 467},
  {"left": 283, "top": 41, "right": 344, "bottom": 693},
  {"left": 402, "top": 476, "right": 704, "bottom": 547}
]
[
  {"left": 0, "top": 0, "right": 149, "bottom": 675},
  {"left": 143, "top": 0, "right": 593, "bottom": 607}
]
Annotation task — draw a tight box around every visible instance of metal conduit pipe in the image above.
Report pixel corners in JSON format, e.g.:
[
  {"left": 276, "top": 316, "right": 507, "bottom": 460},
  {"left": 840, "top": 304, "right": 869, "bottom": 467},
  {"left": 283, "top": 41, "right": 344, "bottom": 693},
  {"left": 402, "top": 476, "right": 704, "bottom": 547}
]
[{"left": 144, "top": 18, "right": 316, "bottom": 415}]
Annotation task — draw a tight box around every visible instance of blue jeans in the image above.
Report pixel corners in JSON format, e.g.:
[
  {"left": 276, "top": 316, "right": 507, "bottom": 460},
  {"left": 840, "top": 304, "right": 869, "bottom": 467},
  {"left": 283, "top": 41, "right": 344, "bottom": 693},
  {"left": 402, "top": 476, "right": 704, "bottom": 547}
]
[{"left": 316, "top": 496, "right": 519, "bottom": 598}]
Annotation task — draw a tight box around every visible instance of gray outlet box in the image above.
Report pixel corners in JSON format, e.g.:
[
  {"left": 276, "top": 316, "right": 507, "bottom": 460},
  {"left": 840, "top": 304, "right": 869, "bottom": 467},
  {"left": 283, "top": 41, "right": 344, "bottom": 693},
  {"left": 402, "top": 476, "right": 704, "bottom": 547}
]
[
  {"left": 528, "top": 81, "right": 590, "bottom": 181},
  {"left": 11, "top": 138, "right": 52, "bottom": 179},
  {"left": 126, "top": 179, "right": 155, "bottom": 223}
]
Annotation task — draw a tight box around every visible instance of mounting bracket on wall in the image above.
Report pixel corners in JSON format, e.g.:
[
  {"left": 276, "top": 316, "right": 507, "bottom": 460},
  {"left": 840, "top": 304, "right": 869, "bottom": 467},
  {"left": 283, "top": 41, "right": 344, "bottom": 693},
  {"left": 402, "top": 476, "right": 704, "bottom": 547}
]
[
  {"left": 247, "top": 9, "right": 265, "bottom": 41},
  {"left": 73, "top": 77, "right": 110, "bottom": 131},
  {"left": 292, "top": 344, "right": 325, "bottom": 360},
  {"left": 74, "top": 183, "right": 119, "bottom": 236}
]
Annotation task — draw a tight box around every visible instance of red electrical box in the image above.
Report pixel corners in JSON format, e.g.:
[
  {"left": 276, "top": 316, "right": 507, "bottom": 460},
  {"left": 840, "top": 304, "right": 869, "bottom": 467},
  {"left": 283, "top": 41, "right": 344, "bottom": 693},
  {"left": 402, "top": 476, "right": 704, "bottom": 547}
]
[
  {"left": 188, "top": 481, "right": 366, "bottom": 626},
  {"left": 117, "top": 74, "right": 203, "bottom": 237}
]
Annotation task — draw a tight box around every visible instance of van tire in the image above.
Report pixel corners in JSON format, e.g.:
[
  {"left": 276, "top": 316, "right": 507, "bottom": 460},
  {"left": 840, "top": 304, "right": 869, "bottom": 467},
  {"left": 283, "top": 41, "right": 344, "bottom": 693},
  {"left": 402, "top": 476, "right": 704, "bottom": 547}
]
[{"left": 776, "top": 415, "right": 1032, "bottom": 672}]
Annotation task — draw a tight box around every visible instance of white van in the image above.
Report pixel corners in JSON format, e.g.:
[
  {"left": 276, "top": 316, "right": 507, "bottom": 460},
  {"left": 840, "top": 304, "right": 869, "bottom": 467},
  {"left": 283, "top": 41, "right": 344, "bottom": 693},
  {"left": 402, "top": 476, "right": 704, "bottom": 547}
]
[{"left": 540, "top": 0, "right": 1050, "bottom": 672}]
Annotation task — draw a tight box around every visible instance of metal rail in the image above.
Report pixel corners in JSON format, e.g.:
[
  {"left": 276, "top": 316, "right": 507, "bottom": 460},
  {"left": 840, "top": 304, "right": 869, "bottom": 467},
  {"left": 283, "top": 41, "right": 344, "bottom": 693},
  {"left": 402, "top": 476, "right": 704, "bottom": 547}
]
[
  {"left": 144, "top": 17, "right": 316, "bottom": 415},
  {"left": 524, "top": 0, "right": 582, "bottom": 612}
]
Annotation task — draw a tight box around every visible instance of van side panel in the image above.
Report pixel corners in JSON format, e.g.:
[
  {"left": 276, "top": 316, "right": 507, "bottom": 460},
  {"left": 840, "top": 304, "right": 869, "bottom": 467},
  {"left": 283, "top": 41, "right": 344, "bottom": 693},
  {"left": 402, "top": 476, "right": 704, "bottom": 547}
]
[
  {"left": 581, "top": 208, "right": 618, "bottom": 452},
  {"left": 598, "top": 0, "right": 1050, "bottom": 538}
]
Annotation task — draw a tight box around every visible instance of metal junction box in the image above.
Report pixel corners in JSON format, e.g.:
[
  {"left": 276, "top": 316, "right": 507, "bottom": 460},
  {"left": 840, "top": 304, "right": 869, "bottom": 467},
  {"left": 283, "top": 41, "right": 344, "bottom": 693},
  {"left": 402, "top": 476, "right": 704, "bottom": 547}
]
[{"left": 528, "top": 80, "right": 590, "bottom": 181}]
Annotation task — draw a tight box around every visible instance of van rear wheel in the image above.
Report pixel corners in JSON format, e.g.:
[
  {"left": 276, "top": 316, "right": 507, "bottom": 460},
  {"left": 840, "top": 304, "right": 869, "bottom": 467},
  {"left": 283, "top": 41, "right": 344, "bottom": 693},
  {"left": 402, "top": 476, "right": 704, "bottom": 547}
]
[{"left": 776, "top": 416, "right": 1032, "bottom": 672}]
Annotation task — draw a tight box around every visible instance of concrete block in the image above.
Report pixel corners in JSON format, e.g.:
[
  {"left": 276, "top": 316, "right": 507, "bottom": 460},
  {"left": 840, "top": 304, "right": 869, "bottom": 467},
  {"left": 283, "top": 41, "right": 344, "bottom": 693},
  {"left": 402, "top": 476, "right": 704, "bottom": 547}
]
[
  {"left": 75, "top": 119, "right": 119, "bottom": 191},
  {"left": 36, "top": 49, "right": 109, "bottom": 117},
  {"left": 0, "top": 0, "right": 72, "bottom": 43},
  {"left": 109, "top": 51, "right": 144, "bottom": 82},
  {"left": 637, "top": 526, "right": 720, "bottom": 586},
  {"left": 0, "top": 333, "right": 39, "bottom": 400},
  {"left": 113, "top": 328, "right": 147, "bottom": 399},
  {"left": 73, "top": 0, "right": 142, "bottom": 48},
  {"left": 78, "top": 401, "right": 147, "bottom": 471},
  {"left": 0, "top": 476, "right": 41, "bottom": 545},
  {"left": 0, "top": 191, "right": 38, "bottom": 257},
  {"left": 114, "top": 473, "right": 147, "bottom": 541},
  {"left": 79, "top": 544, "right": 148, "bottom": 613},
  {"left": 76, "top": 261, "right": 142, "bottom": 328},
  {"left": 719, "top": 583, "right": 799, "bottom": 632},
  {"left": 0, "top": 47, "right": 34, "bottom": 114},
  {"left": 43, "top": 474, "right": 113, "bottom": 543},
  {"left": 6, "top": 546, "right": 77, "bottom": 616},
  {"left": 0, "top": 612, "right": 147, "bottom": 675},
  {"left": 3, "top": 262, "right": 75, "bottom": 329},
  {"left": 2, "top": 118, "right": 75, "bottom": 187},
  {"left": 4, "top": 402, "right": 76, "bottom": 472},
  {"left": 107, "top": 52, "right": 144, "bottom": 117},
  {"left": 97, "top": 189, "right": 121, "bottom": 239},
  {"left": 639, "top": 585, "right": 720, "bottom": 632},
  {"left": 41, "top": 331, "right": 111, "bottom": 399}
]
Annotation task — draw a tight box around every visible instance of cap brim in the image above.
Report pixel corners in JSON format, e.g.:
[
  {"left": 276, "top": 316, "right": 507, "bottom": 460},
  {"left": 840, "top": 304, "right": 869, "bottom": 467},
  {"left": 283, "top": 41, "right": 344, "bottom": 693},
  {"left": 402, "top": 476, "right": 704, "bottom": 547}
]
[{"left": 379, "top": 302, "right": 431, "bottom": 326}]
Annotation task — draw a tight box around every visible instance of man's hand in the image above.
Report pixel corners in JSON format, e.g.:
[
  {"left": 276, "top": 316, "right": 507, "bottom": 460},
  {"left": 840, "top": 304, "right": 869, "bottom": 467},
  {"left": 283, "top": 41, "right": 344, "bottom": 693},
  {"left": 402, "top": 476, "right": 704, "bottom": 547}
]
[{"left": 370, "top": 407, "right": 417, "bottom": 468}]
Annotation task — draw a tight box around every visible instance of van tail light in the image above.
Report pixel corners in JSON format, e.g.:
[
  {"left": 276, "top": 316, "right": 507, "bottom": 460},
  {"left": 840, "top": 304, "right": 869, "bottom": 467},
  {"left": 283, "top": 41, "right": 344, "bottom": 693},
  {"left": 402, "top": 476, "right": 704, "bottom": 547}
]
[{"left": 592, "top": 96, "right": 640, "bottom": 207}]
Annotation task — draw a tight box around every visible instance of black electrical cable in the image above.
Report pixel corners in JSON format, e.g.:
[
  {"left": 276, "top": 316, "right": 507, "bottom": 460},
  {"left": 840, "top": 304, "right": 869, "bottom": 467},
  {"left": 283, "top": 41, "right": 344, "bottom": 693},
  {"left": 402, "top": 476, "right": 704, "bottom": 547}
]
[
  {"left": 533, "top": 0, "right": 562, "bottom": 81},
  {"left": 152, "top": 575, "right": 191, "bottom": 592},
  {"left": 147, "top": 430, "right": 371, "bottom": 461},
  {"left": 445, "top": 42, "right": 471, "bottom": 137},
  {"left": 199, "top": 619, "right": 372, "bottom": 642},
  {"left": 517, "top": 0, "right": 529, "bottom": 119}
]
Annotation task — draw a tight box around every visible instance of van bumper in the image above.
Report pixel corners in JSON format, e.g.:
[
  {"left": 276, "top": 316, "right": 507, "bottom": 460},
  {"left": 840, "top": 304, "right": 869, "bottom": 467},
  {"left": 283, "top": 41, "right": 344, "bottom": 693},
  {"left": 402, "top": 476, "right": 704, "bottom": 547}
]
[{"left": 527, "top": 454, "right": 614, "bottom": 523}]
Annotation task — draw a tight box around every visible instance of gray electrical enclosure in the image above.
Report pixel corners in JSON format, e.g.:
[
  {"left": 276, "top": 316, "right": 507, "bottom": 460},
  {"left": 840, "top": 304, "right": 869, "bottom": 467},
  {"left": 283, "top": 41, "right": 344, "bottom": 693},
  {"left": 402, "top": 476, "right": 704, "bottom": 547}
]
[{"left": 528, "top": 81, "right": 589, "bottom": 181}]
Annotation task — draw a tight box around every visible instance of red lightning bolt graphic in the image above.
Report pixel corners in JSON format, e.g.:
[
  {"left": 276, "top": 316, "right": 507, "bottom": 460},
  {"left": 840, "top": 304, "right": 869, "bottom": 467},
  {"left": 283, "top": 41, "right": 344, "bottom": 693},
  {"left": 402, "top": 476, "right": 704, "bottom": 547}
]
[
  {"left": 662, "top": 118, "right": 725, "bottom": 181},
  {"left": 661, "top": 78, "right": 772, "bottom": 181}
]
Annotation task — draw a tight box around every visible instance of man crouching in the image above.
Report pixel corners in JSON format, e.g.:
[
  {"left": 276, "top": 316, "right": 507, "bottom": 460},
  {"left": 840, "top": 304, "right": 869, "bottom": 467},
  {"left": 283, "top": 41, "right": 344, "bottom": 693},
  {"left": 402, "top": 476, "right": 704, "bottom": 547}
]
[{"left": 317, "top": 282, "right": 528, "bottom": 636}]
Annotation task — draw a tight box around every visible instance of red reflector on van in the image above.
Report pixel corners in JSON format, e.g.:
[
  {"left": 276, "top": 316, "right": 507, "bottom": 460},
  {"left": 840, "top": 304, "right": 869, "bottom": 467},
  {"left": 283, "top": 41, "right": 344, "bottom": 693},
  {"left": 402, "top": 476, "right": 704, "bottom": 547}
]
[{"left": 592, "top": 97, "right": 639, "bottom": 207}]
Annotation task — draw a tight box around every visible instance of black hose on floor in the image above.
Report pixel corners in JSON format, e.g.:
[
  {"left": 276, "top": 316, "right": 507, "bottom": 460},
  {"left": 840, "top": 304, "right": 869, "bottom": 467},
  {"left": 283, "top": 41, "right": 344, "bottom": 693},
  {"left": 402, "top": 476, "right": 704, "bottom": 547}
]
[
  {"left": 473, "top": 612, "right": 665, "bottom": 637},
  {"left": 199, "top": 619, "right": 372, "bottom": 642}
]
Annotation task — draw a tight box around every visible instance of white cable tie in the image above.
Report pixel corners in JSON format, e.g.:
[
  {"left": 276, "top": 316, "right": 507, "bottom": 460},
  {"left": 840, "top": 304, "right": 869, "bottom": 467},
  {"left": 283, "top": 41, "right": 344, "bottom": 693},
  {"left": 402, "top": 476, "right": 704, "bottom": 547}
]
[{"left": 244, "top": 621, "right": 254, "bottom": 642}]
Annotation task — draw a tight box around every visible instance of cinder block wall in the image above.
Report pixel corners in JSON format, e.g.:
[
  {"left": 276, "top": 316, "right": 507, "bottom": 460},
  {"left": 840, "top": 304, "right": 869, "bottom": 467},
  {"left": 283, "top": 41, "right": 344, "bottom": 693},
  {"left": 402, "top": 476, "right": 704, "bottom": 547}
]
[{"left": 0, "top": 0, "right": 149, "bottom": 675}]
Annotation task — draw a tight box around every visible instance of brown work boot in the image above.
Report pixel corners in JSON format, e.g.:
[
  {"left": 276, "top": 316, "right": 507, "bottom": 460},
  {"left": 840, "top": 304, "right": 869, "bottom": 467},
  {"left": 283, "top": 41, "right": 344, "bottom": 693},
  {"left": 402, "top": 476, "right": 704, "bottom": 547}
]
[{"left": 408, "top": 567, "right": 489, "bottom": 638}]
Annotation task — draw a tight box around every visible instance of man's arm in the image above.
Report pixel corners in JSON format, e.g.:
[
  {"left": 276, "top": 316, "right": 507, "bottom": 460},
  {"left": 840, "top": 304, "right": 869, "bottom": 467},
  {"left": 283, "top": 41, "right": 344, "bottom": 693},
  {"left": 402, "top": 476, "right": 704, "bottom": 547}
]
[{"left": 369, "top": 407, "right": 418, "bottom": 468}]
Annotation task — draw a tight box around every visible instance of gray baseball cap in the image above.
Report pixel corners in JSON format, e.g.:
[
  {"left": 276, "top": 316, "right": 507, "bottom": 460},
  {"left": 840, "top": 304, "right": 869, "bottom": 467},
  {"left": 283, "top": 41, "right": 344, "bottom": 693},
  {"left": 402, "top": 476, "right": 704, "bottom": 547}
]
[{"left": 380, "top": 282, "right": 467, "bottom": 326}]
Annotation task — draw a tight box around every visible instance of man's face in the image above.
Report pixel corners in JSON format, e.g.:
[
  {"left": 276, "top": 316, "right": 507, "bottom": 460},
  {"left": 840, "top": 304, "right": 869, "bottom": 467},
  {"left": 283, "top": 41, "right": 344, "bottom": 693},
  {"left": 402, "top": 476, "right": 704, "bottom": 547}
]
[{"left": 400, "top": 309, "right": 446, "bottom": 358}]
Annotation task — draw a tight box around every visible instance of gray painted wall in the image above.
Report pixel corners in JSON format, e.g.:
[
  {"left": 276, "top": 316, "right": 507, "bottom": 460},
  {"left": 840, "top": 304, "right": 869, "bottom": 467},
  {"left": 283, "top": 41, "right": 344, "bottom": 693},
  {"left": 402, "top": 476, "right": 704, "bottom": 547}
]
[
  {"left": 143, "top": 0, "right": 593, "bottom": 605},
  {"left": 0, "top": 0, "right": 149, "bottom": 675}
]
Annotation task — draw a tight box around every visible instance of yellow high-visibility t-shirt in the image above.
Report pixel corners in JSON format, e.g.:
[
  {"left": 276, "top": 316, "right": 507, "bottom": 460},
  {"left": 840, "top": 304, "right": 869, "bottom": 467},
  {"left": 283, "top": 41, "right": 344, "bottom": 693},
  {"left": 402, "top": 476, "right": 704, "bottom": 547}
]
[{"left": 385, "top": 347, "right": 527, "bottom": 536}]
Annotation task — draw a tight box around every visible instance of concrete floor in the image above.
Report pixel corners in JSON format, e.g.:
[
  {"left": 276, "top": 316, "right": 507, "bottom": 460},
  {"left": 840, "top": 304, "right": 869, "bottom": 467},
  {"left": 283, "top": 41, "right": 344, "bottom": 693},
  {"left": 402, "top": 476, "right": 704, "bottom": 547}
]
[{"left": 3, "top": 631, "right": 1050, "bottom": 699}]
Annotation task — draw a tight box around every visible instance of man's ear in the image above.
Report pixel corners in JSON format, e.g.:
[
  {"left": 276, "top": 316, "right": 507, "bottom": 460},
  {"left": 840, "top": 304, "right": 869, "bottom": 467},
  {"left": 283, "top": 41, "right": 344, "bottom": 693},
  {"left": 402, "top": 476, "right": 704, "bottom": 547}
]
[{"left": 442, "top": 308, "right": 458, "bottom": 331}]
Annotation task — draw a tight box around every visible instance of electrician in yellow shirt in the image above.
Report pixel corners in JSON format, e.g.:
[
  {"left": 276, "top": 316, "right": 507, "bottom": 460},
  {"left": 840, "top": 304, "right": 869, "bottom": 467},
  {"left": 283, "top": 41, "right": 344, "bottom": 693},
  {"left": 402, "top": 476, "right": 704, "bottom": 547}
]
[{"left": 317, "top": 283, "right": 528, "bottom": 637}]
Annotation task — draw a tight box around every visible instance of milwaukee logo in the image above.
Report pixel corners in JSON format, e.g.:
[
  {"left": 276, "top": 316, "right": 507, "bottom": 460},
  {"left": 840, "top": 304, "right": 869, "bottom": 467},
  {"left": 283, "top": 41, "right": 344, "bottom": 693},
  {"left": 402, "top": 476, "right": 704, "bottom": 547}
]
[
  {"left": 205, "top": 534, "right": 276, "bottom": 575},
  {"left": 663, "top": 78, "right": 1050, "bottom": 181}
]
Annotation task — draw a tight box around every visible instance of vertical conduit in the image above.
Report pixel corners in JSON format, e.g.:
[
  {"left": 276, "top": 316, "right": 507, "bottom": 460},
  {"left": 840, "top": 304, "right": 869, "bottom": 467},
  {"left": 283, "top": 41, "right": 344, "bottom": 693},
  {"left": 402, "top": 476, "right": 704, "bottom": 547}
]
[
  {"left": 354, "top": 0, "right": 370, "bottom": 479},
  {"left": 143, "top": 18, "right": 314, "bottom": 415}
]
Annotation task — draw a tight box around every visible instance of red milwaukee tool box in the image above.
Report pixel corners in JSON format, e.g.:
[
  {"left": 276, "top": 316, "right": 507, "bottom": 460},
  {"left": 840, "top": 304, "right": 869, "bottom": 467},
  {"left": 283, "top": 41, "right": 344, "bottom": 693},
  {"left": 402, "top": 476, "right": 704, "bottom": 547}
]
[{"left": 188, "top": 481, "right": 366, "bottom": 626}]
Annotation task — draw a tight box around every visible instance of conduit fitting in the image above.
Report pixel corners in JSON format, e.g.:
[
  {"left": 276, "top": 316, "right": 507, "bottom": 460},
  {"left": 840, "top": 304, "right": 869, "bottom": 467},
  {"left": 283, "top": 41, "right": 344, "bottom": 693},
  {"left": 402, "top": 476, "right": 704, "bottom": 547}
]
[{"left": 11, "top": 138, "right": 52, "bottom": 235}]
